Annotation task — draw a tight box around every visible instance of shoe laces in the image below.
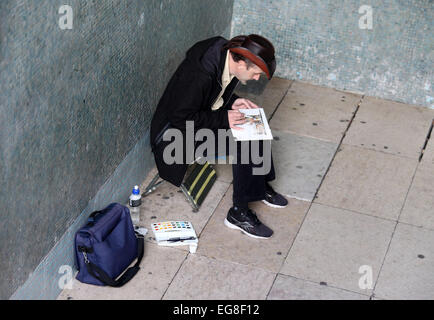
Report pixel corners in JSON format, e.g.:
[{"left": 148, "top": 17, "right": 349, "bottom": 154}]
[{"left": 244, "top": 209, "right": 261, "bottom": 226}]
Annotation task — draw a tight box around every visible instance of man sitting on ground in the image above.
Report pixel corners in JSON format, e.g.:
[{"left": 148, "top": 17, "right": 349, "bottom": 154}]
[{"left": 150, "top": 34, "right": 288, "bottom": 239}]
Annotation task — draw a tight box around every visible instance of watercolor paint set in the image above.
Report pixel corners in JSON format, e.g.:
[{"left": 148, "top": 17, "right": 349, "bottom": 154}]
[{"left": 151, "top": 221, "right": 198, "bottom": 253}]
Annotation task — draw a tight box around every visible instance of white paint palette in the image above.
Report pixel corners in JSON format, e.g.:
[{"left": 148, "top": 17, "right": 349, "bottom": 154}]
[{"left": 151, "top": 221, "right": 198, "bottom": 253}]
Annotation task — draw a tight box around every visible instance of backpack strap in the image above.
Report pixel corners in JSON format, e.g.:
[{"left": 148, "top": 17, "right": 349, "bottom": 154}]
[{"left": 82, "top": 234, "right": 144, "bottom": 287}]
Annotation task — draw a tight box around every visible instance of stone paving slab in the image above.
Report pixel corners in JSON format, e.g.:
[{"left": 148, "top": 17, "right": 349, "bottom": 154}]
[
  {"left": 267, "top": 274, "right": 369, "bottom": 300},
  {"left": 374, "top": 223, "right": 434, "bottom": 300},
  {"left": 399, "top": 161, "right": 434, "bottom": 230},
  {"left": 315, "top": 144, "right": 417, "bottom": 220},
  {"left": 271, "top": 130, "right": 338, "bottom": 201},
  {"left": 270, "top": 81, "right": 361, "bottom": 143},
  {"left": 57, "top": 80, "right": 434, "bottom": 300},
  {"left": 196, "top": 185, "right": 310, "bottom": 273},
  {"left": 235, "top": 77, "right": 292, "bottom": 120},
  {"left": 162, "top": 254, "right": 276, "bottom": 300},
  {"left": 138, "top": 167, "right": 231, "bottom": 248},
  {"left": 57, "top": 242, "right": 187, "bottom": 300},
  {"left": 280, "top": 203, "right": 396, "bottom": 295},
  {"left": 343, "top": 96, "right": 434, "bottom": 159}
]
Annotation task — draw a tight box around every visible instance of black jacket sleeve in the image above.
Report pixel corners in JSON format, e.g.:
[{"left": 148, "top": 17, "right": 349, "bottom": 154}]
[
  {"left": 167, "top": 71, "right": 230, "bottom": 130},
  {"left": 224, "top": 93, "right": 240, "bottom": 110}
]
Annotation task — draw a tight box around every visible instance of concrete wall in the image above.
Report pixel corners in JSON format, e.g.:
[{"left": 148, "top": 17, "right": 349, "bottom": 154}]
[
  {"left": 0, "top": 0, "right": 234, "bottom": 299},
  {"left": 232, "top": 0, "right": 433, "bottom": 108}
]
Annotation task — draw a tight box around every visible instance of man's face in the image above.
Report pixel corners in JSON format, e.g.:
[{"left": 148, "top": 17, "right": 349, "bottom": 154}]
[{"left": 235, "top": 61, "right": 265, "bottom": 85}]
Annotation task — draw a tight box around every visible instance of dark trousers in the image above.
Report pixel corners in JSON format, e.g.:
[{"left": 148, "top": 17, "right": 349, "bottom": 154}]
[{"left": 197, "top": 130, "right": 275, "bottom": 207}]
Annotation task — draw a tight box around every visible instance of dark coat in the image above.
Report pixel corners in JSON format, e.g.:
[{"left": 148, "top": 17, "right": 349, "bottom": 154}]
[{"left": 150, "top": 36, "right": 240, "bottom": 187}]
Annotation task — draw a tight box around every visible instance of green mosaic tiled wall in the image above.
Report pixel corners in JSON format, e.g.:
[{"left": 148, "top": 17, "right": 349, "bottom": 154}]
[
  {"left": 231, "top": 0, "right": 433, "bottom": 108},
  {"left": 1, "top": 0, "right": 234, "bottom": 299}
]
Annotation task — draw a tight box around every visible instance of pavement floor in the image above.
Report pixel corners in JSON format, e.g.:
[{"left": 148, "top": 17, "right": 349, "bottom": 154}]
[{"left": 58, "top": 78, "right": 434, "bottom": 300}]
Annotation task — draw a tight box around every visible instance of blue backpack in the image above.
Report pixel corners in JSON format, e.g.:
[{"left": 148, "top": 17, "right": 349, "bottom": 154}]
[{"left": 74, "top": 203, "right": 144, "bottom": 287}]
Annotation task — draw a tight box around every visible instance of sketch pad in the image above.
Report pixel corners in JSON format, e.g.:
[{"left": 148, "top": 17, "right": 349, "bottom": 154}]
[{"left": 230, "top": 108, "right": 273, "bottom": 141}]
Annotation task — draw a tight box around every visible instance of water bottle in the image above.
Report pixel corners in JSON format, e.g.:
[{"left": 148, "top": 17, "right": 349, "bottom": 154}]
[{"left": 129, "top": 185, "right": 141, "bottom": 225}]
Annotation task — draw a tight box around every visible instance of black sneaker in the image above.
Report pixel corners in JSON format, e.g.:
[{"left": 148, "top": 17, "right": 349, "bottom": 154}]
[
  {"left": 224, "top": 207, "right": 273, "bottom": 239},
  {"left": 263, "top": 185, "right": 288, "bottom": 208}
]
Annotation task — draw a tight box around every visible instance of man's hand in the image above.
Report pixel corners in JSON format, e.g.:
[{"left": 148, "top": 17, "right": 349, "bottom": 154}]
[
  {"left": 231, "top": 98, "right": 259, "bottom": 110},
  {"left": 228, "top": 110, "right": 247, "bottom": 130}
]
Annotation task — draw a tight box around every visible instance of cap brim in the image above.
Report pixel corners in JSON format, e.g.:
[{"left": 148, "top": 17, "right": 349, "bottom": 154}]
[{"left": 229, "top": 47, "right": 275, "bottom": 80}]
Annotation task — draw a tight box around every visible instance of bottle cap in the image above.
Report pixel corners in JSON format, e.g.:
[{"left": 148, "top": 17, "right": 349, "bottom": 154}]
[{"left": 132, "top": 185, "right": 140, "bottom": 195}]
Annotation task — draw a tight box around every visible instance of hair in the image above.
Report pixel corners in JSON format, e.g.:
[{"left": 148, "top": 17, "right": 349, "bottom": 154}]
[
  {"left": 223, "top": 34, "right": 275, "bottom": 69},
  {"left": 223, "top": 35, "right": 253, "bottom": 68},
  {"left": 230, "top": 51, "right": 255, "bottom": 69}
]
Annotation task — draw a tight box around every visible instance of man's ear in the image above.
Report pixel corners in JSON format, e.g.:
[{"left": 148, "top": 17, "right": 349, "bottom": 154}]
[{"left": 236, "top": 59, "right": 248, "bottom": 71}]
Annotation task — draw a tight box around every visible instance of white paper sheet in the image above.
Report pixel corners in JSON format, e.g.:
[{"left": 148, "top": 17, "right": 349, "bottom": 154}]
[{"left": 230, "top": 108, "right": 273, "bottom": 141}]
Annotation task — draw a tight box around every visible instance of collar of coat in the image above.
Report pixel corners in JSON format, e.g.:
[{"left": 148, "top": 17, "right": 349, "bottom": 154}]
[{"left": 184, "top": 36, "right": 229, "bottom": 84}]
